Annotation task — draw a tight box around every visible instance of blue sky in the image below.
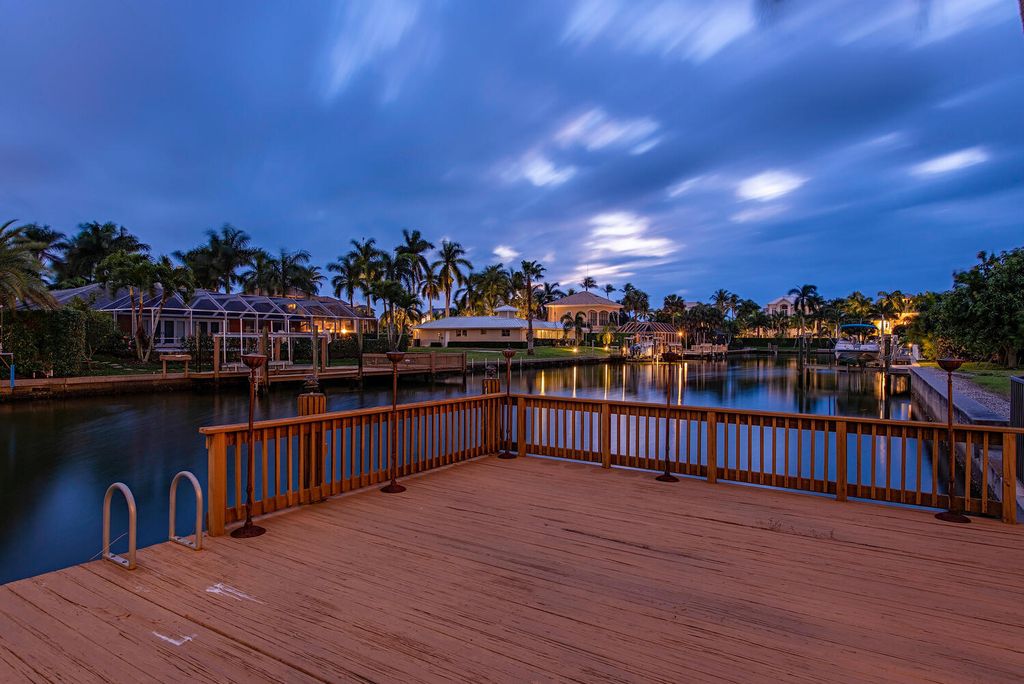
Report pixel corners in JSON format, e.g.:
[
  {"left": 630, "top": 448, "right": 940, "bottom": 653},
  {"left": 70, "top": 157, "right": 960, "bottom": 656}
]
[{"left": 1, "top": 1, "right": 1021, "bottom": 304}]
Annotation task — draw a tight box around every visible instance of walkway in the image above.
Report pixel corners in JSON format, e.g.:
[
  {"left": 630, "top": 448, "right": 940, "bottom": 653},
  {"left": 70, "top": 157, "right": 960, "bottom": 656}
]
[{"left": 2, "top": 457, "right": 1023, "bottom": 682}]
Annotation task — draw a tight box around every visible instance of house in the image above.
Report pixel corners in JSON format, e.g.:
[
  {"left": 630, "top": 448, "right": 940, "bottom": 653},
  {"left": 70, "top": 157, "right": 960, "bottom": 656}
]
[
  {"left": 764, "top": 294, "right": 797, "bottom": 317},
  {"left": 545, "top": 291, "right": 623, "bottom": 329},
  {"left": 413, "top": 305, "right": 564, "bottom": 347},
  {"left": 42, "top": 284, "right": 376, "bottom": 351}
]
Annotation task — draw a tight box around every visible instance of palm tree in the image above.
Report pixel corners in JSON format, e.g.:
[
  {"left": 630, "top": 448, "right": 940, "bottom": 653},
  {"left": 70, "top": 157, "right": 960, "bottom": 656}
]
[
  {"left": 560, "top": 311, "right": 586, "bottom": 344},
  {"left": 97, "top": 251, "right": 157, "bottom": 359},
  {"left": 602, "top": 283, "right": 616, "bottom": 298},
  {"left": 519, "top": 260, "right": 545, "bottom": 355},
  {"left": 396, "top": 229, "right": 434, "bottom": 290},
  {"left": 327, "top": 254, "right": 361, "bottom": 306},
  {"left": 17, "top": 223, "right": 65, "bottom": 274},
  {"left": 0, "top": 220, "right": 55, "bottom": 309},
  {"left": 787, "top": 284, "right": 819, "bottom": 338},
  {"left": 268, "top": 249, "right": 320, "bottom": 296},
  {"left": 57, "top": 221, "right": 149, "bottom": 285},
  {"left": 144, "top": 257, "right": 195, "bottom": 362},
  {"left": 710, "top": 289, "right": 732, "bottom": 317},
  {"left": 176, "top": 224, "right": 252, "bottom": 293},
  {"left": 240, "top": 249, "right": 275, "bottom": 295},
  {"left": 433, "top": 240, "right": 472, "bottom": 318},
  {"left": 536, "top": 281, "right": 565, "bottom": 320},
  {"left": 620, "top": 283, "right": 650, "bottom": 321},
  {"left": 418, "top": 261, "right": 441, "bottom": 319},
  {"left": 579, "top": 276, "right": 597, "bottom": 292},
  {"left": 843, "top": 291, "right": 874, "bottom": 324},
  {"left": 662, "top": 294, "right": 687, "bottom": 329},
  {"left": 347, "top": 238, "right": 385, "bottom": 314}
]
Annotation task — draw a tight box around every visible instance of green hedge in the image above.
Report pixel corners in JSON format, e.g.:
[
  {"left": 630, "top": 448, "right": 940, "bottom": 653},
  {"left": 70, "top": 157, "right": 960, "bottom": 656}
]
[{"left": 1, "top": 310, "right": 88, "bottom": 377}]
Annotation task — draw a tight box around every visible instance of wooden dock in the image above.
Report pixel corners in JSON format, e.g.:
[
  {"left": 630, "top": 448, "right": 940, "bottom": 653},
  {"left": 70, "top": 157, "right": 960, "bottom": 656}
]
[{"left": 3, "top": 456, "right": 1024, "bottom": 682}]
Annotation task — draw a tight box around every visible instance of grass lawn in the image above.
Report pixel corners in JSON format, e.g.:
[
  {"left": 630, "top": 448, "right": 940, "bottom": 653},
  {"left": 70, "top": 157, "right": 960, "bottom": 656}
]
[
  {"left": 405, "top": 346, "right": 614, "bottom": 363},
  {"left": 918, "top": 361, "right": 1022, "bottom": 398}
]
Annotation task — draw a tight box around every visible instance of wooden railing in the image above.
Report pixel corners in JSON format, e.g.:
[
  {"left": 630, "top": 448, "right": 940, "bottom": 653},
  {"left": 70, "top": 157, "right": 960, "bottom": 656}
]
[
  {"left": 510, "top": 395, "right": 1021, "bottom": 523},
  {"left": 362, "top": 352, "right": 466, "bottom": 373},
  {"left": 201, "top": 392, "right": 1021, "bottom": 535},
  {"left": 201, "top": 393, "right": 502, "bottom": 535}
]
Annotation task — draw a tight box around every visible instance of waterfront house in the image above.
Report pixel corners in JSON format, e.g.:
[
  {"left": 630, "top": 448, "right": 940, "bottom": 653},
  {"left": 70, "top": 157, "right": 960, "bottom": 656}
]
[
  {"left": 544, "top": 291, "right": 623, "bottom": 329},
  {"left": 413, "top": 305, "right": 564, "bottom": 347},
  {"left": 41, "top": 284, "right": 375, "bottom": 351},
  {"left": 617, "top": 320, "right": 680, "bottom": 356},
  {"left": 763, "top": 294, "right": 796, "bottom": 316}
]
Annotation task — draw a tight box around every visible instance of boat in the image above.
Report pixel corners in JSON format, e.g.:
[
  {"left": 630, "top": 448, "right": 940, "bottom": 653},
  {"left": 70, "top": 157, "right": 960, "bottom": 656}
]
[{"left": 833, "top": 324, "right": 880, "bottom": 364}]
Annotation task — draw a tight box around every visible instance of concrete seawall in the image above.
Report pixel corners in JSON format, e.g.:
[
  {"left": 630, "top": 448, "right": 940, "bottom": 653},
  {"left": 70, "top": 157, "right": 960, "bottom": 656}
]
[{"left": 909, "top": 366, "right": 1007, "bottom": 427}]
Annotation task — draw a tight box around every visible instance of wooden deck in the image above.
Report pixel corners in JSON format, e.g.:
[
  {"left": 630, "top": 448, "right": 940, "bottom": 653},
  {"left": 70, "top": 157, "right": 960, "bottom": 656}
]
[{"left": 3, "top": 456, "right": 1024, "bottom": 682}]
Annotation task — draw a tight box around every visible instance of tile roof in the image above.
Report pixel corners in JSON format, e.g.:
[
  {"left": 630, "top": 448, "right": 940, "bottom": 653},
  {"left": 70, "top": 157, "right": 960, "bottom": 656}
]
[
  {"left": 415, "top": 316, "right": 562, "bottom": 330},
  {"left": 546, "top": 291, "right": 621, "bottom": 308}
]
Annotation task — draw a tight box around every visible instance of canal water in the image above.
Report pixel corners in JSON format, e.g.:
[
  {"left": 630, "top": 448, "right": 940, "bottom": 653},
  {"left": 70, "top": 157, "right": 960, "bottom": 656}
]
[{"left": 0, "top": 356, "right": 912, "bottom": 584}]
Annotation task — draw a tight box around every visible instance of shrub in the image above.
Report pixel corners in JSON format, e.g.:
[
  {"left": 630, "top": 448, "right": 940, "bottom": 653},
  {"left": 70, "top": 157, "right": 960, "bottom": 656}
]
[{"left": 1, "top": 309, "right": 87, "bottom": 376}]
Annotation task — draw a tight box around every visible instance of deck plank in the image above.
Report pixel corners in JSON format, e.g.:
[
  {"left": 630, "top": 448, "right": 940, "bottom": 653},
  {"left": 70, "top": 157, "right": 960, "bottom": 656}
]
[{"left": 2, "top": 456, "right": 1024, "bottom": 682}]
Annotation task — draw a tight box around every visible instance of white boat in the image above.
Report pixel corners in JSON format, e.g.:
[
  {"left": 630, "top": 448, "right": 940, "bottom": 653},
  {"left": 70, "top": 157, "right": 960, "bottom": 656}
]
[{"left": 834, "top": 324, "right": 880, "bottom": 364}]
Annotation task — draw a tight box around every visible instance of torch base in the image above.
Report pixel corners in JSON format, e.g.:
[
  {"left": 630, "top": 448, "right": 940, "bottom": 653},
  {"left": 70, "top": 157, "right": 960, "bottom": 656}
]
[
  {"left": 497, "top": 451, "right": 517, "bottom": 459},
  {"left": 230, "top": 522, "right": 266, "bottom": 538},
  {"left": 935, "top": 510, "right": 971, "bottom": 524},
  {"left": 655, "top": 472, "right": 679, "bottom": 483},
  {"left": 380, "top": 482, "right": 406, "bottom": 494}
]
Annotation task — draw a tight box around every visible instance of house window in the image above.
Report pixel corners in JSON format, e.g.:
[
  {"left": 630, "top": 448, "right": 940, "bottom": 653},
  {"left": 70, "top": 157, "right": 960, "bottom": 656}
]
[
  {"left": 501, "top": 329, "right": 511, "bottom": 337},
  {"left": 599, "top": 311, "right": 609, "bottom": 326},
  {"left": 455, "top": 329, "right": 466, "bottom": 337}
]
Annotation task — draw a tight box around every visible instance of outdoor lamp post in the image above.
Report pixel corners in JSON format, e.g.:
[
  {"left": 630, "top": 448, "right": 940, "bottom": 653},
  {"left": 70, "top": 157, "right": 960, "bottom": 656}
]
[
  {"left": 232, "top": 353, "right": 268, "bottom": 538},
  {"left": 381, "top": 351, "right": 407, "bottom": 494},
  {"left": 935, "top": 358, "right": 969, "bottom": 523},
  {"left": 498, "top": 348, "right": 517, "bottom": 459},
  {"left": 657, "top": 355, "right": 679, "bottom": 483}
]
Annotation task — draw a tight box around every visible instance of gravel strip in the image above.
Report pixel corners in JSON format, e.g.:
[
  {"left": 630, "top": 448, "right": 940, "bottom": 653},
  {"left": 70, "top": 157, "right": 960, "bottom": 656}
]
[{"left": 952, "top": 372, "right": 1010, "bottom": 419}]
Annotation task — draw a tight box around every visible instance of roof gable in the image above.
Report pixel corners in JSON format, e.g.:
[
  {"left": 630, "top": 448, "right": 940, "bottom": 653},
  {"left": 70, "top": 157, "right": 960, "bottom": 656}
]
[{"left": 547, "top": 291, "right": 622, "bottom": 308}]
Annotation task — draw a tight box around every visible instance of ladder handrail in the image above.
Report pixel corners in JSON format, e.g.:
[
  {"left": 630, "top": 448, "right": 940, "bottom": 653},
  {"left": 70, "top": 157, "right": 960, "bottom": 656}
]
[
  {"left": 102, "top": 482, "right": 137, "bottom": 570},
  {"left": 169, "top": 471, "right": 203, "bottom": 551}
]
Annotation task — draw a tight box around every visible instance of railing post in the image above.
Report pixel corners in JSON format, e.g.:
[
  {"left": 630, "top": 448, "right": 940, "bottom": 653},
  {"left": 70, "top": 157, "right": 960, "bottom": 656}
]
[
  {"left": 517, "top": 396, "right": 526, "bottom": 458},
  {"left": 835, "top": 420, "right": 848, "bottom": 502},
  {"left": 600, "top": 403, "right": 611, "bottom": 468},
  {"left": 1003, "top": 432, "right": 1017, "bottom": 524},
  {"left": 213, "top": 335, "right": 221, "bottom": 379},
  {"left": 207, "top": 433, "right": 228, "bottom": 536},
  {"left": 706, "top": 410, "right": 717, "bottom": 483}
]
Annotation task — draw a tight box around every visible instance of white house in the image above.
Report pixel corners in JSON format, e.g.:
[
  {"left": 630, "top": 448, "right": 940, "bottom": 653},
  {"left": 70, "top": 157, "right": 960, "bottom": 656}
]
[{"left": 413, "top": 305, "right": 565, "bottom": 347}]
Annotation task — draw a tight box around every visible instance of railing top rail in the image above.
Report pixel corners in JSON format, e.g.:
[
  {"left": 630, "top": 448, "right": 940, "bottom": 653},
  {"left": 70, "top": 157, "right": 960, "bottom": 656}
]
[
  {"left": 199, "top": 392, "right": 504, "bottom": 435},
  {"left": 511, "top": 393, "right": 1024, "bottom": 436}
]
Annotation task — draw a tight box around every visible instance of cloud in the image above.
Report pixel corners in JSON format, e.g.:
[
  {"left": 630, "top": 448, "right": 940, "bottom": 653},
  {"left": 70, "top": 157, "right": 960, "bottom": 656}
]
[
  {"left": 321, "top": 0, "right": 426, "bottom": 101},
  {"left": 911, "top": 146, "right": 989, "bottom": 176},
  {"left": 586, "top": 212, "right": 675, "bottom": 257},
  {"left": 493, "top": 244, "right": 520, "bottom": 262},
  {"left": 556, "top": 107, "right": 661, "bottom": 153},
  {"left": 503, "top": 153, "right": 577, "bottom": 187},
  {"left": 731, "top": 205, "right": 786, "bottom": 223},
  {"left": 563, "top": 0, "right": 754, "bottom": 63},
  {"left": 736, "top": 170, "right": 807, "bottom": 202}
]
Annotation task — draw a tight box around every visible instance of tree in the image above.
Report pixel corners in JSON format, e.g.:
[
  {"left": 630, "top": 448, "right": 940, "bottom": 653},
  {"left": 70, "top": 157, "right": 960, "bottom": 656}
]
[
  {"left": 560, "top": 311, "right": 586, "bottom": 343},
  {"left": 536, "top": 281, "right": 565, "bottom": 320},
  {"left": 17, "top": 223, "right": 65, "bottom": 275},
  {"left": 396, "top": 229, "right": 434, "bottom": 291},
  {"left": 347, "top": 238, "right": 386, "bottom": 314},
  {"left": 0, "top": 220, "right": 55, "bottom": 309},
  {"left": 57, "top": 221, "right": 149, "bottom": 285},
  {"left": 328, "top": 254, "right": 361, "bottom": 305},
  {"left": 710, "top": 289, "right": 732, "bottom": 317},
  {"left": 620, "top": 283, "right": 650, "bottom": 321},
  {"left": 842, "top": 291, "right": 874, "bottom": 323},
  {"left": 579, "top": 276, "right": 597, "bottom": 292},
  {"left": 419, "top": 262, "right": 441, "bottom": 319},
  {"left": 240, "top": 249, "right": 275, "bottom": 295},
  {"left": 96, "top": 251, "right": 157, "bottom": 359},
  {"left": 269, "top": 249, "right": 321, "bottom": 296},
  {"left": 433, "top": 240, "right": 472, "bottom": 318},
  {"left": 143, "top": 257, "right": 195, "bottom": 362},
  {"left": 661, "top": 294, "right": 687, "bottom": 329},
  {"left": 788, "top": 284, "right": 820, "bottom": 338},
  {"left": 519, "top": 260, "right": 545, "bottom": 355},
  {"left": 175, "top": 224, "right": 252, "bottom": 293},
  {"left": 602, "top": 283, "right": 616, "bottom": 298}
]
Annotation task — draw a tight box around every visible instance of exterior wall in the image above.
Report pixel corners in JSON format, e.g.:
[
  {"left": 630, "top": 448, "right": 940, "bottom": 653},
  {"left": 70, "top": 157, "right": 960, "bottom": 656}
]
[
  {"left": 546, "top": 304, "right": 621, "bottom": 325},
  {"left": 413, "top": 327, "right": 528, "bottom": 347}
]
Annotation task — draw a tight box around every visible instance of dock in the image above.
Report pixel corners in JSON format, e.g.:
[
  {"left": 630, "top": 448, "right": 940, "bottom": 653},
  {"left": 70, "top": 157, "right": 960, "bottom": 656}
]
[{"left": 3, "top": 456, "right": 1024, "bottom": 681}]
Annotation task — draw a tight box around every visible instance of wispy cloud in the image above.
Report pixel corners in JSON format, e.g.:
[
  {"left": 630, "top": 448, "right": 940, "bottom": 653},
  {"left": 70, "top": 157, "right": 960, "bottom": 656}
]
[
  {"left": 736, "top": 170, "right": 807, "bottom": 202},
  {"left": 503, "top": 153, "right": 577, "bottom": 187},
  {"left": 911, "top": 146, "right": 989, "bottom": 176},
  {"left": 556, "top": 108, "right": 661, "bottom": 154},
  {"left": 563, "top": 0, "right": 754, "bottom": 63},
  {"left": 321, "top": 0, "right": 426, "bottom": 101},
  {"left": 731, "top": 205, "right": 786, "bottom": 223}
]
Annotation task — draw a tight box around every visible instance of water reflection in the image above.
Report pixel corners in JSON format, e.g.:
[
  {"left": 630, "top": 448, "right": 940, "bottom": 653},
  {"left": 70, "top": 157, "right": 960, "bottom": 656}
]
[{"left": 0, "top": 356, "right": 908, "bottom": 583}]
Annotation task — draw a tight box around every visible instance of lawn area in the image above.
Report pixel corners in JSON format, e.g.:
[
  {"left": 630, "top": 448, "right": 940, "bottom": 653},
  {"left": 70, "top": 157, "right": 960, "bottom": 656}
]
[
  {"left": 919, "top": 361, "right": 1022, "bottom": 398},
  {"left": 406, "top": 346, "right": 614, "bottom": 363}
]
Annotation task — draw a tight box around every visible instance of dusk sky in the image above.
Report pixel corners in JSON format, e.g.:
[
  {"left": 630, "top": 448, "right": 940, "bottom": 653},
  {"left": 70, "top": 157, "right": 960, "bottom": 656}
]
[{"left": 2, "top": 1, "right": 1022, "bottom": 304}]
